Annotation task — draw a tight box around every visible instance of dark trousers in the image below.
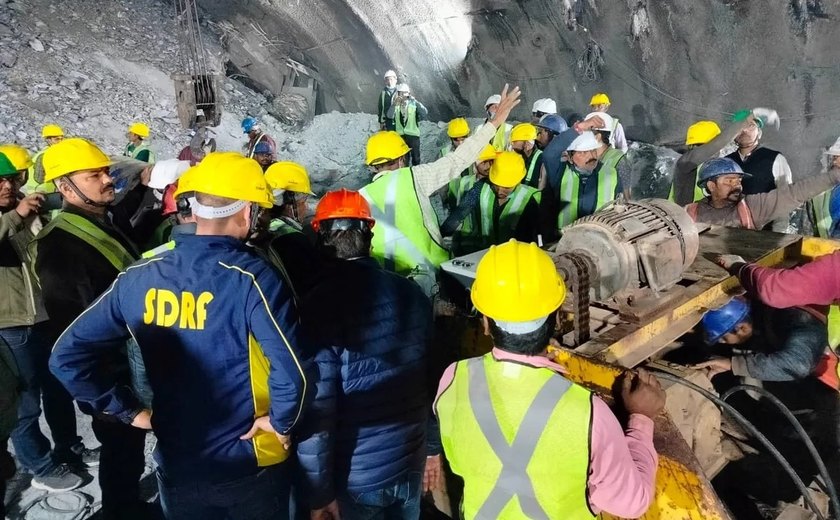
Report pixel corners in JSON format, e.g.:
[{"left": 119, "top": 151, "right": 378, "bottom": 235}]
[
  {"left": 402, "top": 135, "right": 421, "bottom": 166},
  {"left": 91, "top": 416, "right": 147, "bottom": 518},
  {"left": 157, "top": 463, "right": 291, "bottom": 520},
  {"left": 338, "top": 471, "right": 423, "bottom": 520},
  {"left": 1, "top": 324, "right": 81, "bottom": 476}
]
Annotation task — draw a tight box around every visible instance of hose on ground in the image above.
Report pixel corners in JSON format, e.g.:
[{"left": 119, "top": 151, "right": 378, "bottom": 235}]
[
  {"left": 650, "top": 370, "right": 826, "bottom": 520},
  {"left": 721, "top": 384, "right": 840, "bottom": 518}
]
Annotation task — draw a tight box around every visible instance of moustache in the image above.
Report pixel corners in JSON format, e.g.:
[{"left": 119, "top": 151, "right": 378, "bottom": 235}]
[
  {"left": 728, "top": 188, "right": 742, "bottom": 197},
  {"left": 102, "top": 185, "right": 115, "bottom": 193}
]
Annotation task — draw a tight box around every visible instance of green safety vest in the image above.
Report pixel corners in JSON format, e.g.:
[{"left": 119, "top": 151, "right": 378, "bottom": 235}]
[
  {"left": 268, "top": 217, "right": 303, "bottom": 237},
  {"left": 440, "top": 144, "right": 451, "bottom": 158},
  {"left": 124, "top": 142, "right": 156, "bottom": 163},
  {"left": 394, "top": 104, "right": 420, "bottom": 137},
  {"left": 808, "top": 190, "right": 833, "bottom": 238},
  {"left": 30, "top": 212, "right": 136, "bottom": 274},
  {"left": 436, "top": 354, "right": 594, "bottom": 520},
  {"left": 491, "top": 124, "right": 509, "bottom": 152},
  {"left": 477, "top": 183, "right": 540, "bottom": 246},
  {"left": 523, "top": 149, "right": 543, "bottom": 188},
  {"left": 557, "top": 164, "right": 619, "bottom": 229},
  {"left": 668, "top": 163, "right": 705, "bottom": 203},
  {"left": 360, "top": 167, "right": 450, "bottom": 275}
]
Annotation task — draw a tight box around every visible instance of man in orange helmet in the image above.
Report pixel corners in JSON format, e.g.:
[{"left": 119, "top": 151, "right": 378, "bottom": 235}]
[{"left": 298, "top": 189, "right": 441, "bottom": 520}]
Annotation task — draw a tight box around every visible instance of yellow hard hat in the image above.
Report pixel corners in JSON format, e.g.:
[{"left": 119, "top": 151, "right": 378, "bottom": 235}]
[
  {"left": 589, "top": 93, "right": 611, "bottom": 106},
  {"left": 128, "top": 122, "right": 150, "bottom": 139},
  {"left": 447, "top": 118, "right": 470, "bottom": 139},
  {"left": 41, "top": 124, "right": 65, "bottom": 138},
  {"left": 685, "top": 120, "right": 722, "bottom": 146},
  {"left": 265, "top": 161, "right": 315, "bottom": 196},
  {"left": 0, "top": 144, "right": 33, "bottom": 170},
  {"left": 365, "top": 131, "right": 410, "bottom": 166},
  {"left": 471, "top": 240, "right": 566, "bottom": 323},
  {"left": 510, "top": 123, "right": 538, "bottom": 143},
  {"left": 42, "top": 138, "right": 112, "bottom": 182},
  {"left": 477, "top": 144, "right": 497, "bottom": 163},
  {"left": 489, "top": 151, "right": 526, "bottom": 188},
  {"left": 173, "top": 152, "right": 273, "bottom": 208}
]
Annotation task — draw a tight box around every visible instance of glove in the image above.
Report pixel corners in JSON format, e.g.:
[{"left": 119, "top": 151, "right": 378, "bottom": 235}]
[
  {"left": 752, "top": 107, "right": 780, "bottom": 130},
  {"left": 716, "top": 254, "right": 746, "bottom": 272}
]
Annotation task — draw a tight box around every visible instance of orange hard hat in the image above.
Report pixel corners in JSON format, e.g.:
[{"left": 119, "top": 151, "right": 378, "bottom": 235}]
[{"left": 311, "top": 188, "right": 375, "bottom": 231}]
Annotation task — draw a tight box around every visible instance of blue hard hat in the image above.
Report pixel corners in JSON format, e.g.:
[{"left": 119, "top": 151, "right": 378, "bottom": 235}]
[
  {"left": 254, "top": 141, "right": 272, "bottom": 155},
  {"left": 697, "top": 157, "right": 751, "bottom": 187},
  {"left": 537, "top": 114, "right": 568, "bottom": 135},
  {"left": 241, "top": 117, "right": 258, "bottom": 134},
  {"left": 701, "top": 297, "right": 751, "bottom": 345}
]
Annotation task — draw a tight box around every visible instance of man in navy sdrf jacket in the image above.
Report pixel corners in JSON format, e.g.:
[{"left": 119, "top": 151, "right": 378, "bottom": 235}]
[{"left": 50, "top": 153, "right": 313, "bottom": 520}]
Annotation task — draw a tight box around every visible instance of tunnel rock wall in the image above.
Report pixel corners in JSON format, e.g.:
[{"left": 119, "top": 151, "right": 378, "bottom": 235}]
[{"left": 198, "top": 0, "right": 840, "bottom": 175}]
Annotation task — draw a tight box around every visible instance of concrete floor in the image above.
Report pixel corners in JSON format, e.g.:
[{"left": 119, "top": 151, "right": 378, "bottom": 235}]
[{"left": 4, "top": 408, "right": 159, "bottom": 519}]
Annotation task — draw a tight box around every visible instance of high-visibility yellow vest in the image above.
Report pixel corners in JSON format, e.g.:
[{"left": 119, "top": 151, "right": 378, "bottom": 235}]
[
  {"left": 436, "top": 354, "right": 594, "bottom": 519},
  {"left": 360, "top": 167, "right": 450, "bottom": 275},
  {"left": 557, "top": 164, "right": 619, "bottom": 229},
  {"left": 394, "top": 104, "right": 420, "bottom": 137},
  {"left": 477, "top": 183, "right": 540, "bottom": 246},
  {"left": 523, "top": 149, "right": 543, "bottom": 188},
  {"left": 124, "top": 142, "right": 156, "bottom": 163},
  {"left": 491, "top": 124, "right": 510, "bottom": 152},
  {"left": 30, "top": 212, "right": 137, "bottom": 274},
  {"left": 668, "top": 163, "right": 705, "bottom": 203},
  {"left": 808, "top": 190, "right": 833, "bottom": 238}
]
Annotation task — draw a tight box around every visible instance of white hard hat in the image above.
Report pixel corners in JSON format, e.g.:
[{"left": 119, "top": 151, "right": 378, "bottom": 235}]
[
  {"left": 485, "top": 94, "right": 502, "bottom": 108},
  {"left": 148, "top": 159, "right": 191, "bottom": 190},
  {"left": 824, "top": 136, "right": 840, "bottom": 156},
  {"left": 567, "top": 131, "right": 600, "bottom": 152},
  {"left": 384, "top": 70, "right": 397, "bottom": 79},
  {"left": 532, "top": 98, "right": 557, "bottom": 114},
  {"left": 585, "top": 111, "right": 615, "bottom": 132},
  {"left": 396, "top": 83, "right": 410, "bottom": 93}
]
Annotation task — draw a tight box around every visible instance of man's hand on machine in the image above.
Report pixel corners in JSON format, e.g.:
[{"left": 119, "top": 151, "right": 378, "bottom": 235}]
[
  {"left": 715, "top": 254, "right": 746, "bottom": 273},
  {"left": 621, "top": 369, "right": 666, "bottom": 419}
]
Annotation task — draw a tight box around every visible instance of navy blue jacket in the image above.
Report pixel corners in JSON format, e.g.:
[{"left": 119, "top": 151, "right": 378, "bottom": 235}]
[
  {"left": 297, "top": 257, "right": 434, "bottom": 508},
  {"left": 50, "top": 234, "right": 313, "bottom": 483}
]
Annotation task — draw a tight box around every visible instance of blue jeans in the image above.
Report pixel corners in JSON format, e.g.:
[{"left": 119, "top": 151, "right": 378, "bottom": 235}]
[
  {"left": 1, "top": 324, "right": 82, "bottom": 476},
  {"left": 157, "top": 464, "right": 292, "bottom": 520},
  {"left": 338, "top": 471, "right": 423, "bottom": 520}
]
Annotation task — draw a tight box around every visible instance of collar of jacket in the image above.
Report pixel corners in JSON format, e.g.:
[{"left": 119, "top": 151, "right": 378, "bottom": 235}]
[{"left": 173, "top": 233, "right": 252, "bottom": 252}]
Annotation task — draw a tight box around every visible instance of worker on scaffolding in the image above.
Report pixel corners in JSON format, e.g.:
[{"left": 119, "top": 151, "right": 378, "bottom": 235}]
[
  {"left": 241, "top": 117, "right": 276, "bottom": 159},
  {"left": 124, "top": 123, "right": 155, "bottom": 163},
  {"left": 435, "top": 240, "right": 662, "bottom": 519}
]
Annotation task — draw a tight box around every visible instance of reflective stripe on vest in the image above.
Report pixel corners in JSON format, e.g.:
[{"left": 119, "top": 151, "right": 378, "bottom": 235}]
[
  {"left": 269, "top": 218, "right": 302, "bottom": 237},
  {"left": 685, "top": 199, "right": 756, "bottom": 230},
  {"left": 141, "top": 240, "right": 175, "bottom": 259},
  {"left": 360, "top": 168, "right": 450, "bottom": 275},
  {"left": 491, "top": 124, "right": 508, "bottom": 152},
  {"left": 810, "top": 190, "right": 833, "bottom": 238},
  {"left": 668, "top": 163, "right": 706, "bottom": 203},
  {"left": 557, "top": 165, "right": 618, "bottom": 228},
  {"left": 436, "top": 355, "right": 594, "bottom": 519},
  {"left": 125, "top": 142, "right": 156, "bottom": 163},
  {"left": 479, "top": 184, "right": 539, "bottom": 244},
  {"left": 395, "top": 104, "right": 420, "bottom": 137},
  {"left": 31, "top": 212, "right": 136, "bottom": 272},
  {"left": 523, "top": 149, "right": 543, "bottom": 187}
]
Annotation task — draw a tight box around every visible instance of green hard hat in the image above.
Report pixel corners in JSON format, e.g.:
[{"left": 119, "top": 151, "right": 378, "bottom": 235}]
[
  {"left": 731, "top": 109, "right": 764, "bottom": 129},
  {"left": 0, "top": 152, "right": 19, "bottom": 177}
]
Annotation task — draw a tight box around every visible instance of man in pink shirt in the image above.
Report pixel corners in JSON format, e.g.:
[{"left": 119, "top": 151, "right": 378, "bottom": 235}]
[{"left": 434, "top": 240, "right": 663, "bottom": 519}]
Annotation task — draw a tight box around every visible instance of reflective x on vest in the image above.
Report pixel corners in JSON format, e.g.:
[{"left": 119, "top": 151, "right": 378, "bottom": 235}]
[
  {"left": 557, "top": 165, "right": 618, "bottom": 228},
  {"left": 479, "top": 183, "right": 539, "bottom": 245},
  {"left": 523, "top": 149, "right": 543, "bottom": 188},
  {"left": 360, "top": 167, "right": 449, "bottom": 276},
  {"left": 436, "top": 355, "right": 594, "bottom": 519},
  {"left": 395, "top": 103, "right": 420, "bottom": 137},
  {"left": 30, "top": 212, "right": 136, "bottom": 275}
]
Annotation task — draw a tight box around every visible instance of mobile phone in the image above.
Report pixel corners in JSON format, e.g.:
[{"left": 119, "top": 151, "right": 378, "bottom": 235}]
[{"left": 40, "top": 192, "right": 63, "bottom": 212}]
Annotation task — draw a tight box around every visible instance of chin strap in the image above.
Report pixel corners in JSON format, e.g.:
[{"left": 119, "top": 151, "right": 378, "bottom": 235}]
[{"left": 62, "top": 177, "right": 110, "bottom": 208}]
